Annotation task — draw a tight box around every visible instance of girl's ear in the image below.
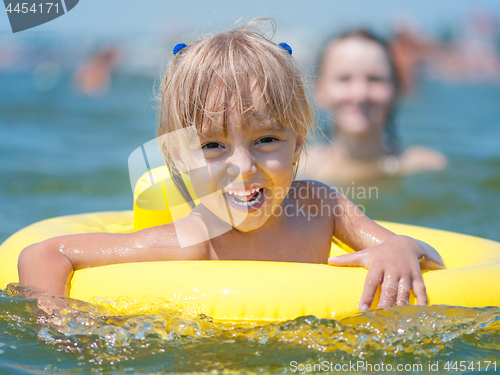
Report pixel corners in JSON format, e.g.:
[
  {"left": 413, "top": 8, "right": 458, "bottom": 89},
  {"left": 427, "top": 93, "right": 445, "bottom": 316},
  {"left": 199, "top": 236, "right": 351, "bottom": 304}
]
[
  {"left": 293, "top": 136, "right": 304, "bottom": 164},
  {"left": 170, "top": 146, "right": 187, "bottom": 172}
]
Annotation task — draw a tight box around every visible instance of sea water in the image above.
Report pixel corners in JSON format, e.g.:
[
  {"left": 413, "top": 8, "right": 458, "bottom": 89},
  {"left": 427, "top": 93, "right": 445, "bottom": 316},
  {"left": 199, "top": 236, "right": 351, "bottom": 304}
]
[
  {"left": 1, "top": 286, "right": 499, "bottom": 374},
  {"left": 0, "top": 73, "right": 499, "bottom": 373}
]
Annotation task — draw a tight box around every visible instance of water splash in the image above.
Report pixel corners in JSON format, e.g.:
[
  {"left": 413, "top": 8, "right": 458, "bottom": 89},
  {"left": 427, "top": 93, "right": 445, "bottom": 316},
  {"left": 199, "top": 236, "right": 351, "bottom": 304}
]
[
  {"left": 1, "top": 285, "right": 499, "bottom": 374},
  {"left": 236, "top": 305, "right": 500, "bottom": 356}
]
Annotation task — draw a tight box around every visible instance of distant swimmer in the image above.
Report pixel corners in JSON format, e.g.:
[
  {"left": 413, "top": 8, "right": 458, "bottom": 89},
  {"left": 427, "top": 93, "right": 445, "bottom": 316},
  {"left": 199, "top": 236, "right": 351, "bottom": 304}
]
[
  {"left": 300, "top": 29, "right": 446, "bottom": 184},
  {"left": 74, "top": 47, "right": 121, "bottom": 96}
]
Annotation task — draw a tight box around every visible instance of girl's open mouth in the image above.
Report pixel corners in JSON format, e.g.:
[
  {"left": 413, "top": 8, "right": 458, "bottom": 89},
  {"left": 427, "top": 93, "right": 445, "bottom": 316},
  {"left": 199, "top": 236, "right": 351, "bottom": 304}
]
[{"left": 224, "top": 188, "right": 266, "bottom": 211}]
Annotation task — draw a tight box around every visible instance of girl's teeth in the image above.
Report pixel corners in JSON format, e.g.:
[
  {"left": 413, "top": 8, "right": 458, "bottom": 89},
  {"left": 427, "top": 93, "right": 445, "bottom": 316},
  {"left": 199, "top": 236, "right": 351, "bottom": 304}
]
[
  {"left": 228, "top": 188, "right": 259, "bottom": 196},
  {"left": 233, "top": 200, "right": 256, "bottom": 207},
  {"left": 227, "top": 188, "right": 263, "bottom": 207}
]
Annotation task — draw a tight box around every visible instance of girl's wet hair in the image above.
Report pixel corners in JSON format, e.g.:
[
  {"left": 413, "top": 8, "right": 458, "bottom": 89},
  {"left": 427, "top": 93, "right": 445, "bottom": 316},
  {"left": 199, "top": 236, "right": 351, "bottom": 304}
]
[
  {"left": 317, "top": 29, "right": 401, "bottom": 154},
  {"left": 156, "top": 19, "right": 314, "bottom": 205},
  {"left": 158, "top": 18, "right": 313, "bottom": 142}
]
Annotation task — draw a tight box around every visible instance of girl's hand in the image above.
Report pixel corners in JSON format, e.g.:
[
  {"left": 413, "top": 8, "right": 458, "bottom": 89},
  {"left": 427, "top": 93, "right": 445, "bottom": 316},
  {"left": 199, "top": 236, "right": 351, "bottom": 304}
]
[{"left": 328, "top": 235, "right": 444, "bottom": 311}]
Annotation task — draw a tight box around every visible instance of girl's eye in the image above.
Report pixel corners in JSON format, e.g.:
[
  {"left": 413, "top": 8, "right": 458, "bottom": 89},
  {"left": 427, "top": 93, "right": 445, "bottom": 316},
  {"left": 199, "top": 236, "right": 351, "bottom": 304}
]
[
  {"left": 257, "top": 137, "right": 277, "bottom": 144},
  {"left": 202, "top": 142, "right": 223, "bottom": 149},
  {"left": 367, "top": 75, "right": 388, "bottom": 83},
  {"left": 336, "top": 75, "right": 350, "bottom": 83}
]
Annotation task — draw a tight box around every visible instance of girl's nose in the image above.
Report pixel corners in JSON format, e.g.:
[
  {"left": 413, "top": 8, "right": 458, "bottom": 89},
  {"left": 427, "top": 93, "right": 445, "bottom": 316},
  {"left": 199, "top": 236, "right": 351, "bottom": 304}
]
[
  {"left": 350, "top": 80, "right": 369, "bottom": 103},
  {"left": 226, "top": 148, "right": 257, "bottom": 177}
]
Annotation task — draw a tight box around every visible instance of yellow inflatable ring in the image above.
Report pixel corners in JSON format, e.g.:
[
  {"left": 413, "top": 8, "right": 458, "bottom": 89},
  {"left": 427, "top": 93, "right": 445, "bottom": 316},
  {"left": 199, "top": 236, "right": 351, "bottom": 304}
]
[{"left": 1, "top": 211, "right": 500, "bottom": 322}]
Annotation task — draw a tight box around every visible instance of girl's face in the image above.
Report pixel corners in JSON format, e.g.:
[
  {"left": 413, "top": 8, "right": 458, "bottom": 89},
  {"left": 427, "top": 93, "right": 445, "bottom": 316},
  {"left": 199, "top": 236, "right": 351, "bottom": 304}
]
[
  {"left": 184, "top": 108, "right": 303, "bottom": 232},
  {"left": 316, "top": 38, "right": 396, "bottom": 137}
]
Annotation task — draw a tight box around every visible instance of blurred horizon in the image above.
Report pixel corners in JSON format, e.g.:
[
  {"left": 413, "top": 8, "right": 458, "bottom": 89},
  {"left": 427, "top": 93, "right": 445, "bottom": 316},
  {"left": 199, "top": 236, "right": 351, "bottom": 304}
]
[
  {"left": 1, "top": 3, "right": 500, "bottom": 372},
  {"left": 1, "top": 0, "right": 500, "bottom": 244},
  {"left": 3, "top": 0, "right": 500, "bottom": 37},
  {"left": 3, "top": 0, "right": 500, "bottom": 77}
]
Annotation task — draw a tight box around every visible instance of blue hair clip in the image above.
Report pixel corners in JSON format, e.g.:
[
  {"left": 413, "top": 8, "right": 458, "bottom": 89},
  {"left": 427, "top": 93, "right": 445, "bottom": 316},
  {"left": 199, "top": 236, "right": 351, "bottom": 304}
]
[
  {"left": 173, "top": 43, "right": 187, "bottom": 55},
  {"left": 279, "top": 42, "right": 292, "bottom": 55}
]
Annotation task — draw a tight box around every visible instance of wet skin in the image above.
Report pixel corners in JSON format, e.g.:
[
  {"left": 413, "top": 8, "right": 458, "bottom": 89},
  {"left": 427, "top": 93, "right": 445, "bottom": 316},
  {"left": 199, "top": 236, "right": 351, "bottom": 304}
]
[{"left": 18, "top": 110, "right": 444, "bottom": 311}]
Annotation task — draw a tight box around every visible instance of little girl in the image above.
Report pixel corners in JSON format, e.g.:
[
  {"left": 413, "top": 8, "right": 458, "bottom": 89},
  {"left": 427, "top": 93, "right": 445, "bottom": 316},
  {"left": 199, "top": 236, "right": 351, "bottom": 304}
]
[{"left": 18, "top": 20, "right": 444, "bottom": 312}]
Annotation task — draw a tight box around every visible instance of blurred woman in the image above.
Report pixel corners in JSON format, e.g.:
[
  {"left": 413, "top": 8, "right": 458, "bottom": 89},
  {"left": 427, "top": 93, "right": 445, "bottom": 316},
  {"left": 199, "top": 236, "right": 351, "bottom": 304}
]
[{"left": 300, "top": 30, "right": 446, "bottom": 184}]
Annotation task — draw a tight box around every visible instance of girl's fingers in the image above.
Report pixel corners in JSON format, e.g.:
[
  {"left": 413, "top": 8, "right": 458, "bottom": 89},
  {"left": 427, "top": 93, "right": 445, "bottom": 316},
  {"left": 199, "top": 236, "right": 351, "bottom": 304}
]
[
  {"left": 330, "top": 251, "right": 428, "bottom": 309},
  {"left": 395, "top": 277, "right": 411, "bottom": 306},
  {"left": 377, "top": 275, "right": 400, "bottom": 309},
  {"left": 359, "top": 268, "right": 383, "bottom": 311},
  {"left": 328, "top": 252, "right": 366, "bottom": 267},
  {"left": 412, "top": 276, "right": 428, "bottom": 305}
]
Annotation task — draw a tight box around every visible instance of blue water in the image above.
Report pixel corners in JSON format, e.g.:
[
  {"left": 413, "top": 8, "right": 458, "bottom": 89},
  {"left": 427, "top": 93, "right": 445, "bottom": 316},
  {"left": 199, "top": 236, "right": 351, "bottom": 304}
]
[
  {"left": 1, "top": 72, "right": 499, "bottom": 373},
  {"left": 0, "top": 72, "right": 155, "bottom": 243},
  {"left": 1, "top": 74, "right": 500, "bottom": 243},
  {"left": 351, "top": 80, "right": 500, "bottom": 242}
]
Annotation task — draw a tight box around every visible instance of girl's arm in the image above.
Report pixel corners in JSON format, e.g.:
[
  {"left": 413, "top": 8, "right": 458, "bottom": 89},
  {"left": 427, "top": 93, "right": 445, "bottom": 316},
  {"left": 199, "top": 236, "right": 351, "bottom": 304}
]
[
  {"left": 18, "top": 218, "right": 211, "bottom": 296},
  {"left": 328, "top": 191, "right": 444, "bottom": 310}
]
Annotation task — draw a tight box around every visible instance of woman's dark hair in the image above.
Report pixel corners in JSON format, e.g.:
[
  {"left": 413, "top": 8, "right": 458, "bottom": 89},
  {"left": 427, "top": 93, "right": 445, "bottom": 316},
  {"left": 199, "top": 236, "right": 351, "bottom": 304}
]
[{"left": 317, "top": 29, "right": 401, "bottom": 154}]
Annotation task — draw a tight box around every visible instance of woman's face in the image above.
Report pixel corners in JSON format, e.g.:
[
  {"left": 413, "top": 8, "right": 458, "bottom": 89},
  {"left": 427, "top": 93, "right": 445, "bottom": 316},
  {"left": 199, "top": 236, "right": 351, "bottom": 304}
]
[{"left": 316, "top": 37, "right": 396, "bottom": 137}]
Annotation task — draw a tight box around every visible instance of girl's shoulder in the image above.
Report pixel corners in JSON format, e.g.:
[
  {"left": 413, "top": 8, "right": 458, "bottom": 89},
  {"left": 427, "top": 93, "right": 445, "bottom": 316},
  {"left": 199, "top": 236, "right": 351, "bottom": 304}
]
[
  {"left": 289, "top": 180, "right": 340, "bottom": 204},
  {"left": 169, "top": 212, "right": 213, "bottom": 250}
]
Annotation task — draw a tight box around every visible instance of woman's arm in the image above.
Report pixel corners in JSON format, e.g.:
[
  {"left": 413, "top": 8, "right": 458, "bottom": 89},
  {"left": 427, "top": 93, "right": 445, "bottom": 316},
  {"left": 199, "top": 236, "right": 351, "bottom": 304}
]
[
  {"left": 18, "top": 218, "right": 211, "bottom": 296},
  {"left": 328, "top": 191, "right": 444, "bottom": 310}
]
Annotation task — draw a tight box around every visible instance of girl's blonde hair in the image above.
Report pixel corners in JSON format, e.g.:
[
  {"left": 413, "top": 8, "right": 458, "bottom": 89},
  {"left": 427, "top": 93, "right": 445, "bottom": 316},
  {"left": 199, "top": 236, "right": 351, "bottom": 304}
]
[
  {"left": 156, "top": 19, "right": 314, "bottom": 204},
  {"left": 158, "top": 19, "right": 313, "bottom": 143}
]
